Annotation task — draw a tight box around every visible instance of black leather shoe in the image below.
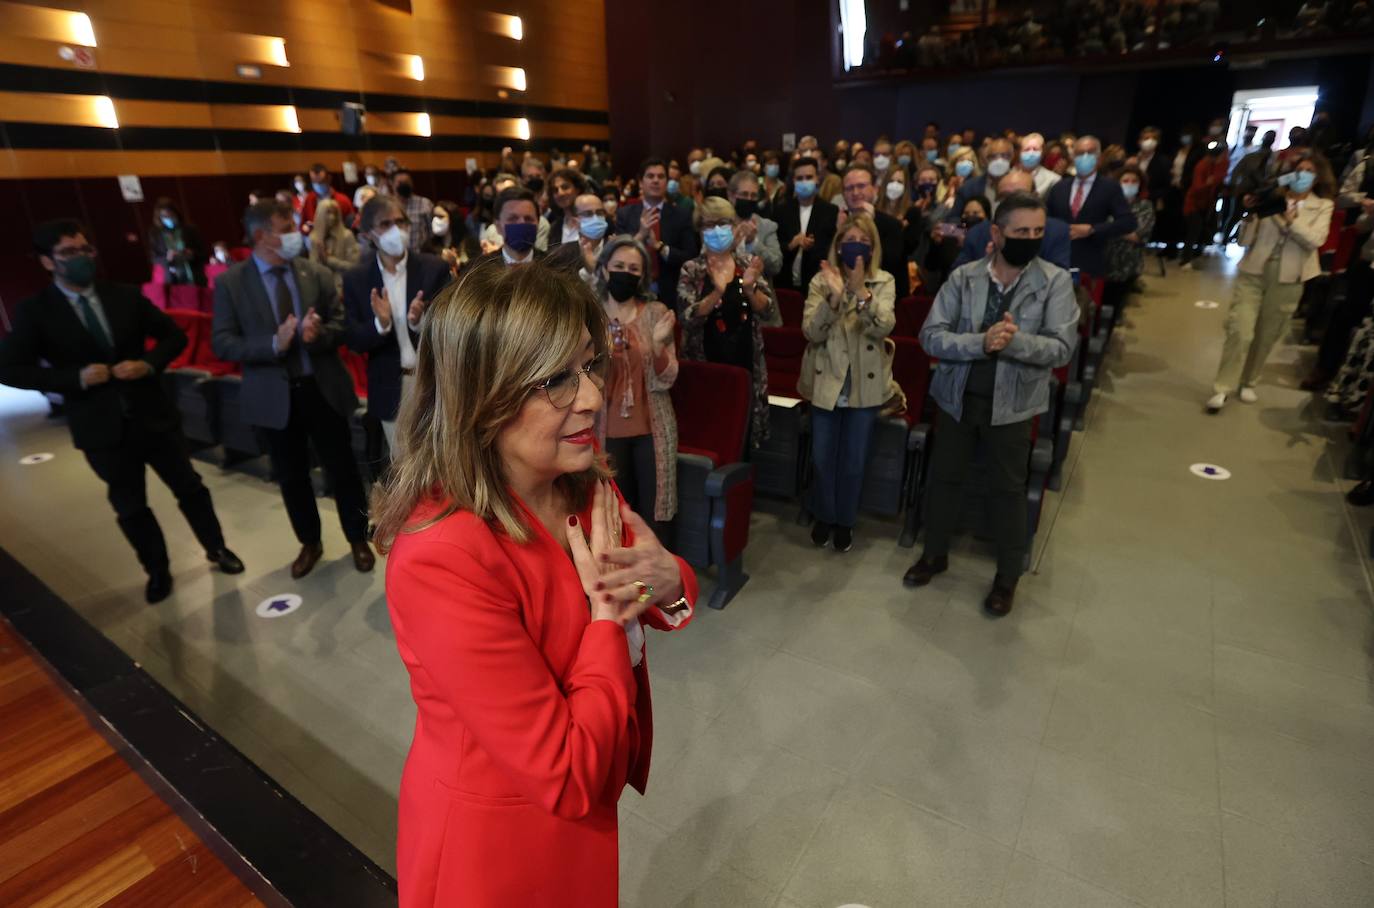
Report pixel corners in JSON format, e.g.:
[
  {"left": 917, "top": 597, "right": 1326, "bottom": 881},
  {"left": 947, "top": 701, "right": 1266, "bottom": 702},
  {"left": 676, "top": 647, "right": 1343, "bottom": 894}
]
[
  {"left": 291, "top": 543, "right": 324, "bottom": 579},
  {"left": 810, "top": 521, "right": 832, "bottom": 548},
  {"left": 145, "top": 570, "right": 173, "bottom": 604},
  {"left": 1347, "top": 480, "right": 1374, "bottom": 507},
  {"left": 207, "top": 547, "right": 245, "bottom": 574},
  {"left": 983, "top": 575, "right": 1017, "bottom": 617},
  {"left": 833, "top": 526, "right": 854, "bottom": 552},
  {"left": 903, "top": 555, "right": 948, "bottom": 588}
]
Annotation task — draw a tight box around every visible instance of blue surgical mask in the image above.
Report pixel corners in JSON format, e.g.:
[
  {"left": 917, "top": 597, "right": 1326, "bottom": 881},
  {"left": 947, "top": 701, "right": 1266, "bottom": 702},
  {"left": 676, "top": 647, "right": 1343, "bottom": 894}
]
[
  {"left": 926, "top": 149, "right": 940, "bottom": 162},
  {"left": 794, "top": 178, "right": 818, "bottom": 199},
  {"left": 1276, "top": 171, "right": 1297, "bottom": 188},
  {"left": 764, "top": 163, "right": 780, "bottom": 179},
  {"left": 1074, "top": 153, "right": 1098, "bottom": 176},
  {"left": 897, "top": 154, "right": 912, "bottom": 168},
  {"left": 1290, "top": 171, "right": 1316, "bottom": 193},
  {"left": 667, "top": 179, "right": 680, "bottom": 195},
  {"left": 160, "top": 216, "right": 176, "bottom": 229},
  {"left": 947, "top": 143, "right": 961, "bottom": 156},
  {"left": 579, "top": 214, "right": 608, "bottom": 240},
  {"left": 312, "top": 182, "right": 330, "bottom": 196},
  {"left": 1020, "top": 150, "right": 1042, "bottom": 169},
  {"left": 1121, "top": 182, "right": 1140, "bottom": 200},
  {"left": 1180, "top": 134, "right": 1193, "bottom": 147},
  {"left": 955, "top": 160, "right": 974, "bottom": 178},
  {"left": 702, "top": 224, "right": 736, "bottom": 254}
]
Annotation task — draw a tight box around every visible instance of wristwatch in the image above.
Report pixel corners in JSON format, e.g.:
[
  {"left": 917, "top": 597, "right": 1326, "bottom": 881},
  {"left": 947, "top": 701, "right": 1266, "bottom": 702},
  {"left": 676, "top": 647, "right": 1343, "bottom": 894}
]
[{"left": 660, "top": 596, "right": 691, "bottom": 615}]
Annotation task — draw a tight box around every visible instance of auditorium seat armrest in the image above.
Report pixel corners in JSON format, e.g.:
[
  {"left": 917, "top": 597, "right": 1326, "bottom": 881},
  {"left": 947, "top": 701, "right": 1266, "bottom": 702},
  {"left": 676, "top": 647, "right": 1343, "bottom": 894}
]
[
  {"left": 1029, "top": 437, "right": 1054, "bottom": 475},
  {"left": 906, "top": 422, "right": 931, "bottom": 454},
  {"left": 704, "top": 462, "right": 752, "bottom": 498}
]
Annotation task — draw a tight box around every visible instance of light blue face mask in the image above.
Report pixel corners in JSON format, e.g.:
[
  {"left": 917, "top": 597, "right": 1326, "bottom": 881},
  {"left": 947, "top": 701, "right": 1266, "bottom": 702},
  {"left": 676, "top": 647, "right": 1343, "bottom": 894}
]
[
  {"left": 667, "top": 179, "right": 680, "bottom": 195},
  {"left": 1290, "top": 171, "right": 1316, "bottom": 193},
  {"left": 1276, "top": 171, "right": 1297, "bottom": 188},
  {"left": 926, "top": 149, "right": 940, "bottom": 162},
  {"left": 578, "top": 214, "right": 608, "bottom": 240},
  {"left": 897, "top": 154, "right": 912, "bottom": 167},
  {"left": 764, "top": 163, "right": 780, "bottom": 179},
  {"left": 1020, "top": 150, "right": 1042, "bottom": 169},
  {"left": 1074, "top": 153, "right": 1098, "bottom": 176},
  {"left": 947, "top": 143, "right": 962, "bottom": 157},
  {"left": 954, "top": 160, "right": 974, "bottom": 178},
  {"left": 702, "top": 224, "right": 736, "bottom": 253},
  {"left": 794, "top": 178, "right": 818, "bottom": 199},
  {"left": 1121, "top": 182, "right": 1140, "bottom": 200},
  {"left": 160, "top": 216, "right": 176, "bottom": 229}
]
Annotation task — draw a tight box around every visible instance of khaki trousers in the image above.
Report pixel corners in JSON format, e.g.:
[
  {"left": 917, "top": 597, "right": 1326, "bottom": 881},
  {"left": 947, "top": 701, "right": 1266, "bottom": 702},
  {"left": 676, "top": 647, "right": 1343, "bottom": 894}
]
[{"left": 1214, "top": 257, "right": 1304, "bottom": 394}]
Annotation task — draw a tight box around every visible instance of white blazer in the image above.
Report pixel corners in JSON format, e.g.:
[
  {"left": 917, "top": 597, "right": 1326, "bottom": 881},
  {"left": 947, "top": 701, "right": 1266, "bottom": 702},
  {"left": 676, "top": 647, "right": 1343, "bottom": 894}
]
[{"left": 1238, "top": 194, "right": 1333, "bottom": 284}]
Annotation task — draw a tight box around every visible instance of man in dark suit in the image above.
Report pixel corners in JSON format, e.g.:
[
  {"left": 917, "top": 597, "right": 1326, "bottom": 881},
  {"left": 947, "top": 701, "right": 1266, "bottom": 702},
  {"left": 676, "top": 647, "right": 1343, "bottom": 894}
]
[
  {"left": 0, "top": 219, "right": 242, "bottom": 603},
  {"left": 614, "top": 157, "right": 698, "bottom": 307},
  {"left": 1134, "top": 126, "right": 1172, "bottom": 207},
  {"left": 839, "top": 163, "right": 911, "bottom": 298},
  {"left": 954, "top": 170, "right": 1073, "bottom": 270},
  {"left": 773, "top": 156, "right": 839, "bottom": 294},
  {"left": 343, "top": 195, "right": 450, "bottom": 450},
  {"left": 212, "top": 200, "right": 373, "bottom": 579},
  {"left": 470, "top": 187, "right": 548, "bottom": 271},
  {"left": 1045, "top": 135, "right": 1138, "bottom": 277}
]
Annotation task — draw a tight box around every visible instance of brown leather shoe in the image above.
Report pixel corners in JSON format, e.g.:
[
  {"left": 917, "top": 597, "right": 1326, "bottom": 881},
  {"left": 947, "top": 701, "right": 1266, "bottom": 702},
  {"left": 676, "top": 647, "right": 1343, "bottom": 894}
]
[
  {"left": 290, "top": 542, "right": 324, "bottom": 579},
  {"left": 983, "top": 575, "right": 1017, "bottom": 617},
  {"left": 350, "top": 540, "right": 376, "bottom": 573},
  {"left": 903, "top": 555, "right": 948, "bottom": 588}
]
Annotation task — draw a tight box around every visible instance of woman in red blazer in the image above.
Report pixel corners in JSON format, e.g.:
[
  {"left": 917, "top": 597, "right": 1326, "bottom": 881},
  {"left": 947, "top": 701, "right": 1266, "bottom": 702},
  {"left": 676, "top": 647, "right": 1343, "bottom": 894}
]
[{"left": 372, "top": 261, "right": 696, "bottom": 907}]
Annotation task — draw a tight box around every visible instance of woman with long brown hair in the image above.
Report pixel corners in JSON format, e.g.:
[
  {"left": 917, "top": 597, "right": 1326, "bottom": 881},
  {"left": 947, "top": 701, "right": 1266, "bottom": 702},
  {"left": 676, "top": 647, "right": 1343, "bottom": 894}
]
[{"left": 373, "top": 260, "right": 696, "bottom": 907}]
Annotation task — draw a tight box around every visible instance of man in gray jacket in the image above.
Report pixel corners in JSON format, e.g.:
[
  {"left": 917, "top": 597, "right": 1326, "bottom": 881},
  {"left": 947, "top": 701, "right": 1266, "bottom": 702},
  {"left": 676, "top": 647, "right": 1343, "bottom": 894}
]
[{"left": 903, "top": 192, "right": 1079, "bottom": 615}]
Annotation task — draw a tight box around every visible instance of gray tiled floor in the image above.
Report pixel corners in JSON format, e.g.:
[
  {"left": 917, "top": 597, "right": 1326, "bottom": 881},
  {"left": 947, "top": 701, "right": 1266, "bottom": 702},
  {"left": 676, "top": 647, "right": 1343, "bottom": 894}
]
[{"left": 2, "top": 251, "right": 1373, "bottom": 906}]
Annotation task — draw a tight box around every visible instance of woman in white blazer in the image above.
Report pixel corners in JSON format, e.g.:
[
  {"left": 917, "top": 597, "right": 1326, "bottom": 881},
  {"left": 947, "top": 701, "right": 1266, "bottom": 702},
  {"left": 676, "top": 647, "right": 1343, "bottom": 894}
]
[{"left": 1208, "top": 154, "right": 1335, "bottom": 412}]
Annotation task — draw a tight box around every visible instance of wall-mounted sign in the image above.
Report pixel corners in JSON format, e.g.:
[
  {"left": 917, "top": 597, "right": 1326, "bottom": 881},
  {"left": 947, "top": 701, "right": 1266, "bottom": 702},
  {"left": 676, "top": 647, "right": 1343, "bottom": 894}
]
[
  {"left": 236, "top": 64, "right": 263, "bottom": 80},
  {"left": 782, "top": 133, "right": 797, "bottom": 152},
  {"left": 342, "top": 161, "right": 359, "bottom": 184},
  {"left": 58, "top": 46, "right": 96, "bottom": 69},
  {"left": 118, "top": 175, "right": 144, "bottom": 202}
]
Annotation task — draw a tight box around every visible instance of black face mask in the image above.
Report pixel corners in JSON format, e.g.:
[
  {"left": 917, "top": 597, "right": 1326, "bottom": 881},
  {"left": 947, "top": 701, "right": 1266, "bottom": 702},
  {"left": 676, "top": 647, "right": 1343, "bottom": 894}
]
[
  {"left": 525, "top": 177, "right": 545, "bottom": 193},
  {"left": 734, "top": 198, "right": 758, "bottom": 219},
  {"left": 999, "top": 235, "right": 1042, "bottom": 267},
  {"left": 396, "top": 182, "right": 414, "bottom": 198},
  {"left": 606, "top": 270, "right": 639, "bottom": 302},
  {"left": 704, "top": 187, "right": 729, "bottom": 200}
]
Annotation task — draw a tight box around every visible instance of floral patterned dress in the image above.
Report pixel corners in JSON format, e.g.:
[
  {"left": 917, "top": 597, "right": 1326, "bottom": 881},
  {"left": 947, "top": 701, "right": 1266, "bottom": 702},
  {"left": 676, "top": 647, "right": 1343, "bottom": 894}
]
[{"left": 676, "top": 251, "right": 781, "bottom": 448}]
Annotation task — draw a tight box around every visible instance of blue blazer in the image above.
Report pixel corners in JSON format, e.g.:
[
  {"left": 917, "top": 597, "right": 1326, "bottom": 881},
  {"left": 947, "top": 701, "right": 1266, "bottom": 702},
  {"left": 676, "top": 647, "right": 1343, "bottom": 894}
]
[
  {"left": 1045, "top": 174, "right": 1137, "bottom": 276},
  {"left": 953, "top": 217, "right": 1073, "bottom": 271},
  {"left": 343, "top": 252, "right": 452, "bottom": 421}
]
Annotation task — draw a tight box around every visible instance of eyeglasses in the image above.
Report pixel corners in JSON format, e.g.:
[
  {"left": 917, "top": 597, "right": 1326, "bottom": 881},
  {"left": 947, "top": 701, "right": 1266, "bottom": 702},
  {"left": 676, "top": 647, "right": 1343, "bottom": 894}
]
[
  {"left": 52, "top": 245, "right": 97, "bottom": 258},
  {"left": 535, "top": 353, "right": 607, "bottom": 409}
]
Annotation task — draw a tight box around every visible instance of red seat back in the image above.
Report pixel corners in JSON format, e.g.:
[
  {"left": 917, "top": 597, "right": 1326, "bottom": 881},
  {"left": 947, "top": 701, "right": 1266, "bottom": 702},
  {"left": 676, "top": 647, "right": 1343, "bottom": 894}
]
[
  {"left": 890, "top": 336, "right": 932, "bottom": 426},
  {"left": 339, "top": 347, "right": 369, "bottom": 397},
  {"left": 229, "top": 246, "right": 252, "bottom": 262},
  {"left": 1332, "top": 225, "right": 1362, "bottom": 274},
  {"left": 893, "top": 293, "right": 935, "bottom": 338},
  {"left": 168, "top": 284, "right": 203, "bottom": 311},
  {"left": 205, "top": 263, "right": 228, "bottom": 288},
  {"left": 1320, "top": 207, "right": 1346, "bottom": 255},
  {"left": 188, "top": 311, "right": 238, "bottom": 375},
  {"left": 142, "top": 282, "right": 168, "bottom": 309},
  {"left": 775, "top": 288, "right": 804, "bottom": 328},
  {"left": 761, "top": 326, "right": 808, "bottom": 398},
  {"left": 166, "top": 310, "right": 201, "bottom": 370},
  {"left": 670, "top": 360, "right": 751, "bottom": 466}
]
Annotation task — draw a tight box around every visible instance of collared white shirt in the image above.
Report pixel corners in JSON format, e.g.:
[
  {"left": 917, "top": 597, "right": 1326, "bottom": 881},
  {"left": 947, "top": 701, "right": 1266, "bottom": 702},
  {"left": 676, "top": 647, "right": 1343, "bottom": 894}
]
[
  {"left": 560, "top": 220, "right": 581, "bottom": 245},
  {"left": 373, "top": 252, "right": 418, "bottom": 370},
  {"left": 503, "top": 246, "right": 534, "bottom": 265},
  {"left": 792, "top": 200, "right": 816, "bottom": 284},
  {"left": 54, "top": 281, "right": 112, "bottom": 341},
  {"left": 1031, "top": 166, "right": 1061, "bottom": 197}
]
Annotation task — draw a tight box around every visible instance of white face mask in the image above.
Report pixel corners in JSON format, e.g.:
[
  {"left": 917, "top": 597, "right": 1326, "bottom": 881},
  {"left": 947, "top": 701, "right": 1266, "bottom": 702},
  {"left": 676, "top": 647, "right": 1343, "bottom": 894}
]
[
  {"left": 873, "top": 154, "right": 892, "bottom": 172},
  {"left": 376, "top": 224, "right": 407, "bottom": 257},
  {"left": 1139, "top": 138, "right": 1158, "bottom": 152},
  {"left": 294, "top": 180, "right": 306, "bottom": 194},
  {"left": 214, "top": 248, "right": 228, "bottom": 263},
  {"left": 688, "top": 160, "right": 702, "bottom": 175},
  {"left": 431, "top": 216, "right": 450, "bottom": 237},
  {"left": 277, "top": 231, "right": 303, "bottom": 259},
  {"left": 885, "top": 181, "right": 905, "bottom": 201},
  {"left": 365, "top": 174, "right": 378, "bottom": 186},
  {"left": 987, "top": 158, "right": 1011, "bottom": 178}
]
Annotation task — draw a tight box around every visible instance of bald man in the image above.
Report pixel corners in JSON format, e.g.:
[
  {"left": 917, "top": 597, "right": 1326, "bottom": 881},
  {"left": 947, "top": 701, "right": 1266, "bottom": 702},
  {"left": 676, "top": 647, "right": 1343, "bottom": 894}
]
[{"left": 954, "top": 170, "right": 1073, "bottom": 270}]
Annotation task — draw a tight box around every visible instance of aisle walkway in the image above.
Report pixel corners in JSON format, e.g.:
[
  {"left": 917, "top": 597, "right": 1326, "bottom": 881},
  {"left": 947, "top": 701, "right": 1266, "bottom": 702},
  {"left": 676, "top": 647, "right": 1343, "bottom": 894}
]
[{"left": 0, "top": 255, "right": 1371, "bottom": 906}]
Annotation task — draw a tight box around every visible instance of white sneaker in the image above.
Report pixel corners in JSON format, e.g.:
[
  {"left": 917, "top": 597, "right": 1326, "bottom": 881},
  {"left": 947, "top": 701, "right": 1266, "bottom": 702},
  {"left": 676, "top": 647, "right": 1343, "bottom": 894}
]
[
  {"left": 1206, "top": 392, "right": 1227, "bottom": 412},
  {"left": 1239, "top": 387, "right": 1258, "bottom": 403},
  {"left": 1180, "top": 262, "right": 1194, "bottom": 271}
]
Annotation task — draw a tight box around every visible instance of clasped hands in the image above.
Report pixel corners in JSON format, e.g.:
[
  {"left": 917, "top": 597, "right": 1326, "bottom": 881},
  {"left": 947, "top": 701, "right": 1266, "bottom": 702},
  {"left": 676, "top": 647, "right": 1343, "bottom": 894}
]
[
  {"left": 818, "top": 260, "right": 866, "bottom": 307},
  {"left": 984, "top": 312, "right": 1018, "bottom": 354},
  {"left": 275, "top": 306, "right": 324, "bottom": 350},
  {"left": 81, "top": 360, "right": 152, "bottom": 385},
  {"left": 565, "top": 482, "right": 683, "bottom": 627}
]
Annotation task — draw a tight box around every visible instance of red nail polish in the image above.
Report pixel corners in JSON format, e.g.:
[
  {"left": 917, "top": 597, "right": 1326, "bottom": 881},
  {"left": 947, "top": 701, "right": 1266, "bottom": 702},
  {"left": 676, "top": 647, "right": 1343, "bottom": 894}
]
[
  {"left": 594, "top": 582, "right": 604, "bottom": 591},
  {"left": 568, "top": 516, "right": 578, "bottom": 527}
]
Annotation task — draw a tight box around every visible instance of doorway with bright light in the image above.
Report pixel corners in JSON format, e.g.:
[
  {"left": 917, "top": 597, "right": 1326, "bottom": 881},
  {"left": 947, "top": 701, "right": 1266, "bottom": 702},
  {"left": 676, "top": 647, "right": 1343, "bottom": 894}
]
[{"left": 1227, "top": 86, "right": 1320, "bottom": 149}]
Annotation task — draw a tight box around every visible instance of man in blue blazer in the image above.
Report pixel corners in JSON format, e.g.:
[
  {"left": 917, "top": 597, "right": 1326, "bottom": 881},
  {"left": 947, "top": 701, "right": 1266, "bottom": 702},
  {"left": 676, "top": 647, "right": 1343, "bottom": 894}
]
[
  {"left": 954, "top": 170, "right": 1072, "bottom": 270},
  {"left": 343, "top": 195, "right": 451, "bottom": 452},
  {"left": 1045, "top": 136, "right": 1137, "bottom": 276},
  {"left": 614, "top": 157, "right": 699, "bottom": 307}
]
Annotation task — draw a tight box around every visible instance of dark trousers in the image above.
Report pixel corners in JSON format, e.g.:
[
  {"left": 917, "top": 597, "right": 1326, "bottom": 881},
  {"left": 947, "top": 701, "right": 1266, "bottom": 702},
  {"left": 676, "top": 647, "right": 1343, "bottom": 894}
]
[
  {"left": 83, "top": 425, "right": 225, "bottom": 575},
  {"left": 605, "top": 433, "right": 670, "bottom": 545},
  {"left": 1316, "top": 259, "right": 1374, "bottom": 376},
  {"left": 263, "top": 377, "right": 368, "bottom": 546},
  {"left": 1103, "top": 278, "right": 1132, "bottom": 324},
  {"left": 1179, "top": 210, "right": 1213, "bottom": 264},
  {"left": 809, "top": 404, "right": 879, "bottom": 528},
  {"left": 922, "top": 394, "right": 1033, "bottom": 578}
]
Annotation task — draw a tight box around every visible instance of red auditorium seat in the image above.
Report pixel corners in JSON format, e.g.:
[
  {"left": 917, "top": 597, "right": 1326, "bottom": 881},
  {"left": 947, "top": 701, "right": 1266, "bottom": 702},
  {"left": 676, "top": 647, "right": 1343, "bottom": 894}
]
[
  {"left": 892, "top": 293, "right": 935, "bottom": 339},
  {"left": 888, "top": 336, "right": 934, "bottom": 547},
  {"left": 205, "top": 262, "right": 228, "bottom": 288},
  {"left": 142, "top": 281, "right": 169, "bottom": 309},
  {"left": 228, "top": 246, "right": 252, "bottom": 262},
  {"left": 167, "top": 284, "right": 205, "bottom": 311},
  {"left": 669, "top": 360, "right": 754, "bottom": 610},
  {"left": 774, "top": 288, "right": 804, "bottom": 328}
]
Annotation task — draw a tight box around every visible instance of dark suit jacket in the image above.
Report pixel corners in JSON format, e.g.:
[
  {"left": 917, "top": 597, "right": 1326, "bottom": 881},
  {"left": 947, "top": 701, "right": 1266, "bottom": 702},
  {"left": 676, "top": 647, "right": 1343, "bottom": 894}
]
[
  {"left": 1045, "top": 174, "right": 1138, "bottom": 276},
  {"left": 954, "top": 174, "right": 994, "bottom": 210},
  {"left": 773, "top": 198, "right": 839, "bottom": 293},
  {"left": 211, "top": 256, "right": 356, "bottom": 430},
  {"left": 1138, "top": 152, "right": 1172, "bottom": 201},
  {"left": 953, "top": 216, "right": 1073, "bottom": 271},
  {"left": 873, "top": 210, "right": 911, "bottom": 298},
  {"left": 0, "top": 282, "right": 186, "bottom": 450},
  {"left": 614, "top": 199, "right": 698, "bottom": 306},
  {"left": 343, "top": 252, "right": 452, "bottom": 420},
  {"left": 469, "top": 248, "right": 547, "bottom": 271}
]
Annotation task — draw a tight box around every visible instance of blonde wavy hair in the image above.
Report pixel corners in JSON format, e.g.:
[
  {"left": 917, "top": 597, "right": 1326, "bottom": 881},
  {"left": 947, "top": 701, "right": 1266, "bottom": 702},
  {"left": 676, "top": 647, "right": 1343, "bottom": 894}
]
[{"left": 370, "top": 260, "right": 611, "bottom": 550}]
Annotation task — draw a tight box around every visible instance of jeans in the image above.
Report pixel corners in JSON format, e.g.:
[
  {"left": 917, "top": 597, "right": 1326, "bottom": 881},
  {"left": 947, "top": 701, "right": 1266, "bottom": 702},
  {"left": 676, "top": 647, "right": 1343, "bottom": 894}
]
[{"left": 809, "top": 404, "right": 879, "bottom": 528}]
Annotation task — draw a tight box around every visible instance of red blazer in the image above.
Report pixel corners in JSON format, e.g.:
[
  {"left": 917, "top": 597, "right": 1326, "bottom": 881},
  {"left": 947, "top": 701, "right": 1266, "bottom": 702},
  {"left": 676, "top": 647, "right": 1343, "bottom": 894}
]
[{"left": 386, "top": 491, "right": 696, "bottom": 908}]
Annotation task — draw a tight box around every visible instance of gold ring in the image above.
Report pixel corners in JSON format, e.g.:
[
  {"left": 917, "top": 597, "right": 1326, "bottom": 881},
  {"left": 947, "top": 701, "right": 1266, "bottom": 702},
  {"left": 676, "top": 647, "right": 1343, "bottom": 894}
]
[{"left": 633, "top": 580, "right": 653, "bottom": 604}]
